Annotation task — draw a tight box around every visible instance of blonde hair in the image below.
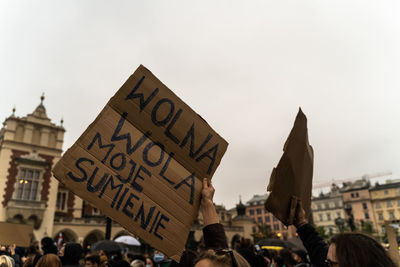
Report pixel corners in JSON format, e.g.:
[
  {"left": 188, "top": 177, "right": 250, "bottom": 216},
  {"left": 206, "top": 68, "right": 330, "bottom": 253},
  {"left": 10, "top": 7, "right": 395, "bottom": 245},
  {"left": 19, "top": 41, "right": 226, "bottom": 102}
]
[
  {"left": 36, "top": 254, "right": 62, "bottom": 267},
  {"left": 195, "top": 249, "right": 250, "bottom": 267},
  {"left": 0, "top": 255, "right": 13, "bottom": 267}
]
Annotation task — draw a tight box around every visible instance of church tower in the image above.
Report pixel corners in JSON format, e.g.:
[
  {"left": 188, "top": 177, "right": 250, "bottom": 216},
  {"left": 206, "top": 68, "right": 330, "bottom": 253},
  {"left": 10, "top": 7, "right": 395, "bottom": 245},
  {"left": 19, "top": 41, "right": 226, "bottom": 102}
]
[{"left": 0, "top": 95, "right": 65, "bottom": 239}]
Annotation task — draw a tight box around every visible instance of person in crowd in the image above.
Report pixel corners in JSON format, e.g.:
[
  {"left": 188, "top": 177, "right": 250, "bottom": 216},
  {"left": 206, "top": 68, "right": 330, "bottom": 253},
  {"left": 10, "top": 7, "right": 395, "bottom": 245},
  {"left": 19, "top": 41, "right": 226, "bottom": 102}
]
[
  {"left": 294, "top": 201, "right": 396, "bottom": 267},
  {"left": 292, "top": 249, "right": 309, "bottom": 267},
  {"left": 0, "top": 255, "right": 13, "bottom": 267},
  {"left": 60, "top": 242, "right": 83, "bottom": 267},
  {"left": 36, "top": 254, "right": 62, "bottom": 267},
  {"left": 194, "top": 178, "right": 250, "bottom": 267},
  {"left": 152, "top": 251, "right": 170, "bottom": 267},
  {"left": 144, "top": 257, "right": 154, "bottom": 267},
  {"left": 235, "top": 238, "right": 268, "bottom": 267},
  {"left": 169, "top": 250, "right": 198, "bottom": 267},
  {"left": 130, "top": 259, "right": 145, "bottom": 267},
  {"left": 40, "top": 238, "right": 57, "bottom": 255},
  {"left": 278, "top": 249, "right": 298, "bottom": 267},
  {"left": 85, "top": 255, "right": 100, "bottom": 267}
]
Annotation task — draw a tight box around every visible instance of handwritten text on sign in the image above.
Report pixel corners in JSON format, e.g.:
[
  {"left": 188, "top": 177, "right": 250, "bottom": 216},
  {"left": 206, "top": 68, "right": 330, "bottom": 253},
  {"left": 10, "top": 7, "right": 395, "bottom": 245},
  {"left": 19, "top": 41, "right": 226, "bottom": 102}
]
[{"left": 53, "top": 65, "right": 228, "bottom": 261}]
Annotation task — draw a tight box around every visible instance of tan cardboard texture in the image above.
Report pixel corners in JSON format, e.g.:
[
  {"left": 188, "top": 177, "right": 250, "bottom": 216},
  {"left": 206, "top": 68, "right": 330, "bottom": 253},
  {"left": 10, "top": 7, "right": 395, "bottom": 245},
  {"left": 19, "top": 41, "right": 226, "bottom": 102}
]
[
  {"left": 52, "top": 65, "right": 228, "bottom": 262},
  {"left": 264, "top": 108, "right": 313, "bottom": 226},
  {"left": 0, "top": 222, "right": 33, "bottom": 246}
]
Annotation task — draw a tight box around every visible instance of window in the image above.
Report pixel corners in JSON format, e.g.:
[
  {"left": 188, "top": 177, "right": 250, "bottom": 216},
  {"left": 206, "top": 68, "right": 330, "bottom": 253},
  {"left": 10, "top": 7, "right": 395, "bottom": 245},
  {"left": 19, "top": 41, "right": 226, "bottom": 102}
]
[
  {"left": 376, "top": 202, "right": 381, "bottom": 209},
  {"left": 317, "top": 204, "right": 321, "bottom": 210},
  {"left": 92, "top": 207, "right": 100, "bottom": 215},
  {"left": 384, "top": 190, "right": 389, "bottom": 195},
  {"left": 14, "top": 168, "right": 41, "bottom": 201},
  {"left": 387, "top": 200, "right": 392, "bottom": 208},
  {"left": 351, "top": 193, "right": 354, "bottom": 198},
  {"left": 249, "top": 210, "right": 254, "bottom": 215},
  {"left": 257, "top": 209, "right": 262, "bottom": 215},
  {"left": 378, "top": 213, "right": 384, "bottom": 221},
  {"left": 398, "top": 199, "right": 400, "bottom": 206},
  {"left": 273, "top": 216, "right": 277, "bottom": 222},
  {"left": 56, "top": 191, "right": 68, "bottom": 211},
  {"left": 389, "top": 211, "right": 395, "bottom": 220},
  {"left": 336, "top": 212, "right": 341, "bottom": 218},
  {"left": 327, "top": 213, "right": 331, "bottom": 220},
  {"left": 362, "top": 202, "right": 367, "bottom": 209},
  {"left": 335, "top": 201, "right": 339, "bottom": 207},
  {"left": 319, "top": 214, "right": 323, "bottom": 221},
  {"left": 274, "top": 224, "right": 279, "bottom": 231},
  {"left": 257, "top": 217, "right": 262, "bottom": 223},
  {"left": 265, "top": 216, "right": 270, "bottom": 222},
  {"left": 365, "top": 212, "right": 369, "bottom": 219}
]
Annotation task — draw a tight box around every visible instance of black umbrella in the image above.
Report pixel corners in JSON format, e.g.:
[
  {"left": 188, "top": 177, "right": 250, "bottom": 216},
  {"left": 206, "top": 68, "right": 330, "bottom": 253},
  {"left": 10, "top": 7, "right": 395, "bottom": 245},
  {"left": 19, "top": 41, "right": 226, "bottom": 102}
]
[{"left": 91, "top": 240, "right": 123, "bottom": 252}]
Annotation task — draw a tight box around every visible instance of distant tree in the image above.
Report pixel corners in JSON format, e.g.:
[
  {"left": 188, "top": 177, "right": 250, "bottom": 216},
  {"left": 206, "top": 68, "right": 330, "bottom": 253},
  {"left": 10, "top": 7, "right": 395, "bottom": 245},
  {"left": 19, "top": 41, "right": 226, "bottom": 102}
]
[
  {"left": 361, "top": 221, "right": 375, "bottom": 235},
  {"left": 315, "top": 225, "right": 329, "bottom": 240},
  {"left": 335, "top": 217, "right": 347, "bottom": 233}
]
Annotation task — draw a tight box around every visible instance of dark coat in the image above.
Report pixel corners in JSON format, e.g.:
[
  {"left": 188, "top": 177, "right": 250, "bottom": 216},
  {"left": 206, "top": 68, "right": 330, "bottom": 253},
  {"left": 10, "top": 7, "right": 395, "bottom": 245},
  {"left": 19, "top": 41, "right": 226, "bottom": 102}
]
[{"left": 297, "top": 224, "right": 328, "bottom": 267}]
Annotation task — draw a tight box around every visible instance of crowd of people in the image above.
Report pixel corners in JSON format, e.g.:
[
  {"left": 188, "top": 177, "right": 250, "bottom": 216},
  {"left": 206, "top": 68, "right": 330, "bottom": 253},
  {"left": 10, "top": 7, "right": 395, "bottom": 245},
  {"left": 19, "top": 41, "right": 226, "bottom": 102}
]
[{"left": 0, "top": 178, "right": 397, "bottom": 267}]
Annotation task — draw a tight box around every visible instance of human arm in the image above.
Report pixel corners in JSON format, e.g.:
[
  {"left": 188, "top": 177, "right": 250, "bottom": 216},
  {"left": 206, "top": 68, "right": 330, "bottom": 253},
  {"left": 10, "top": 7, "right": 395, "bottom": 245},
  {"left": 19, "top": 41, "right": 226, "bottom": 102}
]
[
  {"left": 201, "top": 178, "right": 228, "bottom": 249},
  {"left": 294, "top": 201, "right": 328, "bottom": 267}
]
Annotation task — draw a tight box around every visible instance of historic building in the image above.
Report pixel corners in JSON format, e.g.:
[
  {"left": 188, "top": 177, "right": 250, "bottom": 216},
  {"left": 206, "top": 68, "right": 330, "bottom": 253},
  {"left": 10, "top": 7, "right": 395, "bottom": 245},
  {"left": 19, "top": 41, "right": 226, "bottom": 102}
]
[
  {"left": 341, "top": 178, "right": 378, "bottom": 231},
  {"left": 0, "top": 97, "right": 251, "bottom": 249},
  {"left": 245, "top": 194, "right": 297, "bottom": 239},
  {"left": 370, "top": 180, "right": 400, "bottom": 234},
  {"left": 0, "top": 96, "right": 65, "bottom": 239},
  {"left": 311, "top": 184, "right": 345, "bottom": 235}
]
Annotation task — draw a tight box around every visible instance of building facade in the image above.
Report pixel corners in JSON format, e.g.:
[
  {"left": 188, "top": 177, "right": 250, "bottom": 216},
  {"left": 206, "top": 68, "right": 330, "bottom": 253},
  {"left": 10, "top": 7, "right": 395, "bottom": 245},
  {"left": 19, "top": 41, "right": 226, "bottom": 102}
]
[
  {"left": 245, "top": 194, "right": 296, "bottom": 239},
  {"left": 0, "top": 96, "right": 65, "bottom": 240},
  {"left": 341, "top": 178, "right": 378, "bottom": 231},
  {"left": 311, "top": 184, "right": 345, "bottom": 235},
  {"left": 0, "top": 97, "right": 251, "bottom": 249},
  {"left": 370, "top": 180, "right": 400, "bottom": 235}
]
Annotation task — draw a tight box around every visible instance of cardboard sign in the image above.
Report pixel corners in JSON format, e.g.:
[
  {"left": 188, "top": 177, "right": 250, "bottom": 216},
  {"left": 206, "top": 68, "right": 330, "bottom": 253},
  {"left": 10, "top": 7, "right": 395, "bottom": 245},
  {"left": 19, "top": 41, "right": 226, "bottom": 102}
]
[
  {"left": 264, "top": 108, "right": 313, "bottom": 226},
  {"left": 53, "top": 65, "right": 228, "bottom": 261},
  {"left": 0, "top": 222, "right": 33, "bottom": 246}
]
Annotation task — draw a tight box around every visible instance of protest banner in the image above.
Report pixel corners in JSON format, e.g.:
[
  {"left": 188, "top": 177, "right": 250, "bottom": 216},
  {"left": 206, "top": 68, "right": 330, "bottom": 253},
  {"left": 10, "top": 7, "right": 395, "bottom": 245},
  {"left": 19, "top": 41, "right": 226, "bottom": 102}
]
[
  {"left": 52, "top": 65, "right": 228, "bottom": 261},
  {"left": 0, "top": 222, "right": 33, "bottom": 247},
  {"left": 264, "top": 108, "right": 313, "bottom": 226}
]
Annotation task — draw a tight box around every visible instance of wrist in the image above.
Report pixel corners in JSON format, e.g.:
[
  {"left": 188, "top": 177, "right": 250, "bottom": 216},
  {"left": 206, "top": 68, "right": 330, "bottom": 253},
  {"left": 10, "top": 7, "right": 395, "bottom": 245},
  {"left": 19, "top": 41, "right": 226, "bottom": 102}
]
[{"left": 201, "top": 199, "right": 214, "bottom": 208}]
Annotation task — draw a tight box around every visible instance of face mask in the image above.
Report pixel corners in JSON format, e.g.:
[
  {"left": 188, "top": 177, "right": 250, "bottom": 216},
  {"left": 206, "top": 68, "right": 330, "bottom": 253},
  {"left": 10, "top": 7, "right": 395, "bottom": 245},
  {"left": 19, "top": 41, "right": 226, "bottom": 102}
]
[
  {"left": 145, "top": 265, "right": 151, "bottom": 267},
  {"left": 153, "top": 253, "right": 164, "bottom": 263}
]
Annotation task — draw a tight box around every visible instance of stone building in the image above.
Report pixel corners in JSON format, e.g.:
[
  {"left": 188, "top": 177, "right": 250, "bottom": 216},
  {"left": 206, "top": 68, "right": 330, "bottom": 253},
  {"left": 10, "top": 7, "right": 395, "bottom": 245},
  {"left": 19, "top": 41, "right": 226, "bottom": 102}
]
[
  {"left": 245, "top": 194, "right": 296, "bottom": 239},
  {"left": 370, "top": 180, "right": 400, "bottom": 235},
  {"left": 0, "top": 96, "right": 65, "bottom": 239},
  {"left": 341, "top": 178, "right": 378, "bottom": 231},
  {"left": 0, "top": 97, "right": 251, "bottom": 250},
  {"left": 311, "top": 184, "right": 345, "bottom": 235}
]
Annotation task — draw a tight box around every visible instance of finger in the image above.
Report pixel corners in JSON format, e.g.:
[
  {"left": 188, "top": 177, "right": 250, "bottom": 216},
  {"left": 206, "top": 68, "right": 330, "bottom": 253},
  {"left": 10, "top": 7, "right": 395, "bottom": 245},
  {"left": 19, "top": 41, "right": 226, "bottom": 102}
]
[{"left": 203, "top": 178, "right": 208, "bottom": 189}]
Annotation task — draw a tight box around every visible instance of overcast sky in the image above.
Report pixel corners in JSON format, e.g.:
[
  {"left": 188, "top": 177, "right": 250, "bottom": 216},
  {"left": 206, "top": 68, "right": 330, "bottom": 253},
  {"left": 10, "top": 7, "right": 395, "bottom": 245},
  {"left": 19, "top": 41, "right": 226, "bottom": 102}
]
[{"left": 1, "top": 1, "right": 399, "bottom": 209}]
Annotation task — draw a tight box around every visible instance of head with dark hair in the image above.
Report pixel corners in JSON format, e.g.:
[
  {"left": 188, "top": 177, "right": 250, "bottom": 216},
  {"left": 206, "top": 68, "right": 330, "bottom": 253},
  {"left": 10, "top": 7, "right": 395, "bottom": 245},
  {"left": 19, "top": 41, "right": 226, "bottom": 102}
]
[
  {"left": 62, "top": 242, "right": 82, "bottom": 265},
  {"left": 279, "top": 249, "right": 297, "bottom": 267},
  {"left": 292, "top": 249, "right": 308, "bottom": 264},
  {"left": 328, "top": 233, "right": 396, "bottom": 267},
  {"left": 85, "top": 255, "right": 100, "bottom": 267},
  {"left": 41, "top": 237, "right": 57, "bottom": 255}
]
